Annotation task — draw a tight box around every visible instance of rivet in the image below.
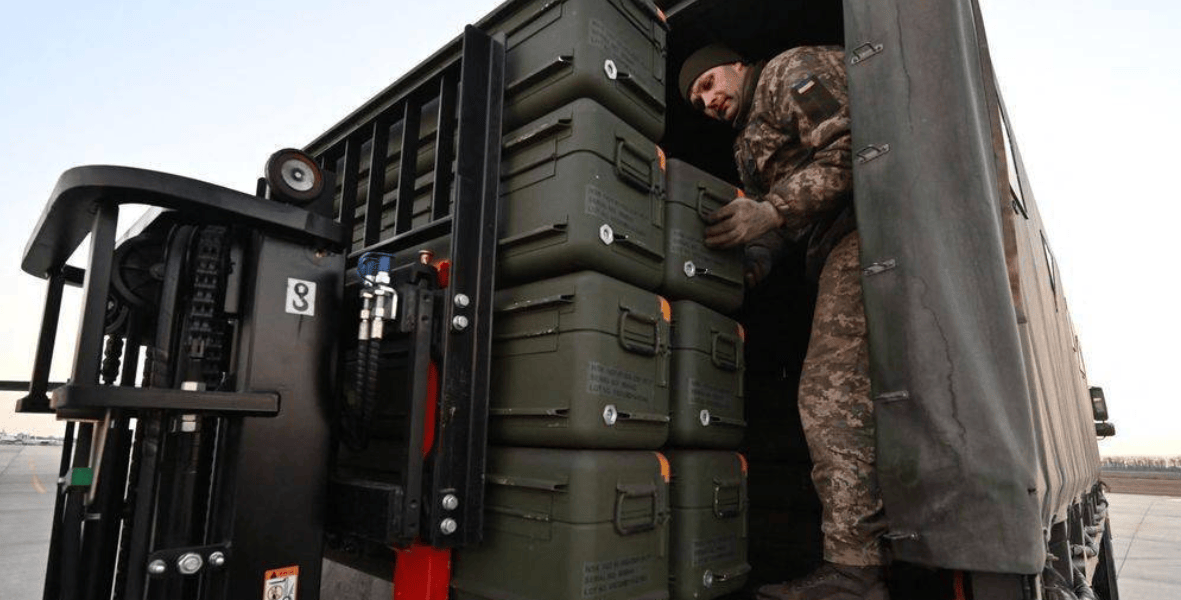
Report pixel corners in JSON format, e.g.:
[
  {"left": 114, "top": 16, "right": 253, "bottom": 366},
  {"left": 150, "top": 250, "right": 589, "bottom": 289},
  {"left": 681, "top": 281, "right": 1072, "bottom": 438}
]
[
  {"left": 452, "top": 315, "right": 469, "bottom": 331},
  {"left": 148, "top": 560, "right": 167, "bottom": 576}
]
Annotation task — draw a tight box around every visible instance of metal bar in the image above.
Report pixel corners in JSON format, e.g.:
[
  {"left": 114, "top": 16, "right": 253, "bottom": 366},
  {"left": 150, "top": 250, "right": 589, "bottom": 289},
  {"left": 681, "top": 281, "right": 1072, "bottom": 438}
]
[
  {"left": 121, "top": 412, "right": 165, "bottom": 600},
  {"left": 399, "top": 287, "right": 434, "bottom": 543},
  {"left": 79, "top": 412, "right": 132, "bottom": 600},
  {"left": 17, "top": 268, "right": 68, "bottom": 413},
  {"left": 429, "top": 26, "right": 505, "bottom": 547},
  {"left": 51, "top": 386, "right": 280, "bottom": 416},
  {"left": 72, "top": 203, "right": 120, "bottom": 386},
  {"left": 339, "top": 136, "right": 361, "bottom": 244},
  {"left": 432, "top": 71, "right": 458, "bottom": 221},
  {"left": 395, "top": 98, "right": 423, "bottom": 234},
  {"left": 41, "top": 421, "right": 75, "bottom": 600},
  {"left": 346, "top": 217, "right": 453, "bottom": 261},
  {"left": 3, "top": 380, "right": 66, "bottom": 392},
  {"left": 364, "top": 118, "right": 392, "bottom": 246}
]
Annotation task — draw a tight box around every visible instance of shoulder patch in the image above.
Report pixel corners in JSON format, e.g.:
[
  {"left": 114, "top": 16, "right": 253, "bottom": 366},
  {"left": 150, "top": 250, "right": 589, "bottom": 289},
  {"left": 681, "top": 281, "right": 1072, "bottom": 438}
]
[{"left": 790, "top": 74, "right": 841, "bottom": 125}]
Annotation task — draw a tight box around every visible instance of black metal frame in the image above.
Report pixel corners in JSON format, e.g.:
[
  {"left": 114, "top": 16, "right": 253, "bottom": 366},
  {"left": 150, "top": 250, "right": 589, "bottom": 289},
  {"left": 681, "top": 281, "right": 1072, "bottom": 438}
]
[
  {"left": 317, "top": 26, "right": 504, "bottom": 550},
  {"left": 17, "top": 21, "right": 502, "bottom": 600},
  {"left": 19, "top": 156, "right": 347, "bottom": 600}
]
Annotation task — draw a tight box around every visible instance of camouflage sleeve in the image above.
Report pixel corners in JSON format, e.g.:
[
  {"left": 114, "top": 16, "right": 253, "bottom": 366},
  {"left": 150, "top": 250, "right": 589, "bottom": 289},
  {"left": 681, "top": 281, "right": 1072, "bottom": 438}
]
[
  {"left": 758, "top": 48, "right": 854, "bottom": 232},
  {"left": 764, "top": 147, "right": 854, "bottom": 232}
]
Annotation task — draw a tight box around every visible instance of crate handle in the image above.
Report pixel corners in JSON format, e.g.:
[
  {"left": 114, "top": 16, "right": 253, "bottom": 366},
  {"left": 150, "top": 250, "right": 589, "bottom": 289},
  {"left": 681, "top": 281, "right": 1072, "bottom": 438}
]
[
  {"left": 609, "top": 232, "right": 663, "bottom": 262},
  {"left": 614, "top": 483, "right": 659, "bottom": 535},
  {"left": 488, "top": 407, "right": 568, "bottom": 418},
  {"left": 683, "top": 263, "right": 743, "bottom": 288},
  {"left": 710, "top": 332, "right": 741, "bottom": 371},
  {"left": 498, "top": 222, "right": 568, "bottom": 250},
  {"left": 503, "top": 117, "right": 572, "bottom": 153},
  {"left": 617, "top": 306, "right": 660, "bottom": 356},
  {"left": 712, "top": 477, "right": 745, "bottom": 519},
  {"left": 696, "top": 185, "right": 733, "bottom": 222},
  {"left": 505, "top": 54, "right": 574, "bottom": 98},
  {"left": 486, "top": 473, "right": 567, "bottom": 493},
  {"left": 615, "top": 409, "right": 670, "bottom": 424},
  {"left": 613, "top": 71, "right": 664, "bottom": 112},
  {"left": 713, "top": 563, "right": 753, "bottom": 583},
  {"left": 496, "top": 293, "right": 575, "bottom": 315},
  {"left": 614, "top": 138, "right": 654, "bottom": 193}
]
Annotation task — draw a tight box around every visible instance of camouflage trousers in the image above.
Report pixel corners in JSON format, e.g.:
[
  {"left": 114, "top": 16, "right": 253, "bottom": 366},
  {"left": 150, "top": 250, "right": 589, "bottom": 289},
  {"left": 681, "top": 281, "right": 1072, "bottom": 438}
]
[{"left": 798, "top": 231, "right": 887, "bottom": 566}]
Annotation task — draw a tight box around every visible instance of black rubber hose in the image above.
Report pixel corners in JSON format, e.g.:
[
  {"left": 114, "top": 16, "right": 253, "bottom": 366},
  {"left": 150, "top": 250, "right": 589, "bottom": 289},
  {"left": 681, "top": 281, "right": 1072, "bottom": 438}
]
[{"left": 358, "top": 337, "right": 382, "bottom": 447}]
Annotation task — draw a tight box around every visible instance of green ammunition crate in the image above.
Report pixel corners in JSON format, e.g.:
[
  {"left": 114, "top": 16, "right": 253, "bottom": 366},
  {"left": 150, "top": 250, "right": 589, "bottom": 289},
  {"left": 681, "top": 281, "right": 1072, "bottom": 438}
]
[
  {"left": 499, "top": 99, "right": 666, "bottom": 289},
  {"left": 666, "top": 451, "right": 750, "bottom": 600},
  {"left": 501, "top": 0, "right": 668, "bottom": 140},
  {"left": 660, "top": 160, "right": 744, "bottom": 314},
  {"left": 490, "top": 271, "right": 671, "bottom": 449},
  {"left": 452, "top": 447, "right": 672, "bottom": 600},
  {"left": 667, "top": 301, "right": 745, "bottom": 448}
]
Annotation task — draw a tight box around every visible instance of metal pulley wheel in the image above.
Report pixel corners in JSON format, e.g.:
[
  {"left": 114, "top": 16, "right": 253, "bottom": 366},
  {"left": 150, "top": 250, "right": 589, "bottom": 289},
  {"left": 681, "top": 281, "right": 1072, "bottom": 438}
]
[{"left": 264, "top": 148, "right": 324, "bottom": 205}]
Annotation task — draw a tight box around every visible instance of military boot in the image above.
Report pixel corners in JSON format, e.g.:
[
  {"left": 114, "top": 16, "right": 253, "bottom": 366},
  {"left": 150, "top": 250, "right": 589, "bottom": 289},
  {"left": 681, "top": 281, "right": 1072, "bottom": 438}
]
[{"left": 755, "top": 562, "right": 889, "bottom": 600}]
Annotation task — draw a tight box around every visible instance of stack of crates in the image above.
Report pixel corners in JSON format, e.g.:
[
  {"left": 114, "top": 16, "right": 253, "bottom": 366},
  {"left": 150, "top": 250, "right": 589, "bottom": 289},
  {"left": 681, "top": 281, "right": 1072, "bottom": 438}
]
[{"left": 447, "top": 1, "right": 751, "bottom": 599}]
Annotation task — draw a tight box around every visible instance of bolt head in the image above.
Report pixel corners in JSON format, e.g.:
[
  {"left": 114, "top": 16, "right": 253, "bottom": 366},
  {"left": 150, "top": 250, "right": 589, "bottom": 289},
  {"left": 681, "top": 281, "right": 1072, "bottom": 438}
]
[
  {"left": 442, "top": 494, "right": 459, "bottom": 511},
  {"left": 599, "top": 224, "right": 615, "bottom": 245},
  {"left": 208, "top": 551, "right": 226, "bottom": 568},
  {"left": 452, "top": 315, "right": 469, "bottom": 331},
  {"left": 148, "top": 560, "right": 167, "bottom": 575},
  {"left": 699, "top": 409, "right": 711, "bottom": 427},
  {"left": 440, "top": 518, "right": 458, "bottom": 535},
  {"left": 702, "top": 570, "right": 714, "bottom": 588},
  {"left": 603, "top": 404, "right": 619, "bottom": 426},
  {"left": 177, "top": 552, "right": 204, "bottom": 575},
  {"left": 454, "top": 293, "right": 471, "bottom": 308}
]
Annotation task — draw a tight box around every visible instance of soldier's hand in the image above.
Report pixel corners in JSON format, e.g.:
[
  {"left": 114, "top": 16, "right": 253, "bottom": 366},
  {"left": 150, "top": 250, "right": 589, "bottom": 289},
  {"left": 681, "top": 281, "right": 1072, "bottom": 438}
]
[{"left": 704, "top": 197, "right": 784, "bottom": 249}]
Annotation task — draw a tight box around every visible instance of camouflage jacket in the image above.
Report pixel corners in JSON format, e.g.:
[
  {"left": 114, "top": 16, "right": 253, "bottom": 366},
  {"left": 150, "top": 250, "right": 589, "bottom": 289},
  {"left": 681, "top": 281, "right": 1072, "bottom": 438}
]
[{"left": 734, "top": 46, "right": 854, "bottom": 270}]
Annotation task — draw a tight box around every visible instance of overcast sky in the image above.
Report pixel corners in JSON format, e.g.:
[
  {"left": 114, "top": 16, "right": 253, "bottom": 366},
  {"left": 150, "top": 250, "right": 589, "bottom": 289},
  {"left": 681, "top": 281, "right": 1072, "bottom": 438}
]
[{"left": 1, "top": 0, "right": 1177, "bottom": 456}]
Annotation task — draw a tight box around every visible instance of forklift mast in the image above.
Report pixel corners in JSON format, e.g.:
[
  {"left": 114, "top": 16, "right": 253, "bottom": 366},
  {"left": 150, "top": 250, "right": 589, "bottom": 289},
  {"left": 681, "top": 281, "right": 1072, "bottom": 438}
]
[{"left": 16, "top": 27, "right": 504, "bottom": 600}]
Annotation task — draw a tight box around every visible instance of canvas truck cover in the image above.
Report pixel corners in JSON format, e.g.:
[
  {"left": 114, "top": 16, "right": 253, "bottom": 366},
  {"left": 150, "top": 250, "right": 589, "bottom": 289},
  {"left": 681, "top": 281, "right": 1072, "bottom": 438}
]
[{"left": 844, "top": 0, "right": 1045, "bottom": 573}]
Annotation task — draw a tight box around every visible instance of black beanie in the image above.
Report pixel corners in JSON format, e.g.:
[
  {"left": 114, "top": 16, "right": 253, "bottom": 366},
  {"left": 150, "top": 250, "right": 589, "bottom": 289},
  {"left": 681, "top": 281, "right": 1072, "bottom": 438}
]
[{"left": 678, "top": 43, "right": 744, "bottom": 103}]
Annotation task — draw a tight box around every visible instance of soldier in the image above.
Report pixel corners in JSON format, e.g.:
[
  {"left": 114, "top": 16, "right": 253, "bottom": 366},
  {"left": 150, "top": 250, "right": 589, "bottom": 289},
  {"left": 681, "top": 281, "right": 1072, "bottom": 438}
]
[{"left": 680, "top": 44, "right": 888, "bottom": 600}]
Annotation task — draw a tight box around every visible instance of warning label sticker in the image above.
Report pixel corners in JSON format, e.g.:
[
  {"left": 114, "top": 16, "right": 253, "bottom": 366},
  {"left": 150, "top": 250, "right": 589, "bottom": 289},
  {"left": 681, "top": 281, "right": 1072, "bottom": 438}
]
[
  {"left": 285, "top": 278, "right": 317, "bottom": 316},
  {"left": 669, "top": 230, "right": 722, "bottom": 270},
  {"left": 588, "top": 18, "right": 644, "bottom": 76},
  {"left": 692, "top": 535, "right": 739, "bottom": 567},
  {"left": 588, "top": 362, "right": 654, "bottom": 404},
  {"left": 263, "top": 566, "right": 299, "bottom": 600},
  {"left": 581, "top": 554, "right": 654, "bottom": 598},
  {"left": 586, "top": 184, "right": 645, "bottom": 234},
  {"left": 689, "top": 378, "right": 732, "bottom": 411}
]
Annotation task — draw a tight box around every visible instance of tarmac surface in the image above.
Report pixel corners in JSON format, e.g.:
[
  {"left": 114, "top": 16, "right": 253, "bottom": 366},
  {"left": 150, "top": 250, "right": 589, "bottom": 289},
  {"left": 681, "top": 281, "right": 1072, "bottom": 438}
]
[{"left": 2, "top": 444, "right": 1180, "bottom": 599}]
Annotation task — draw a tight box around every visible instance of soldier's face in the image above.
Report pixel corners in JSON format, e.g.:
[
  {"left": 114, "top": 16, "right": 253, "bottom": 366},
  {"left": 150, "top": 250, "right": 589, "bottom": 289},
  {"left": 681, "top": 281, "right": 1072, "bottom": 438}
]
[{"left": 689, "top": 62, "right": 747, "bottom": 123}]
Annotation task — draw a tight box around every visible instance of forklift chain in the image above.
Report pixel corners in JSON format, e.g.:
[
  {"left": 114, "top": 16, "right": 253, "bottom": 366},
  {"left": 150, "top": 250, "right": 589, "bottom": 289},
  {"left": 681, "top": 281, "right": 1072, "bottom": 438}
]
[{"left": 182, "top": 226, "right": 231, "bottom": 389}]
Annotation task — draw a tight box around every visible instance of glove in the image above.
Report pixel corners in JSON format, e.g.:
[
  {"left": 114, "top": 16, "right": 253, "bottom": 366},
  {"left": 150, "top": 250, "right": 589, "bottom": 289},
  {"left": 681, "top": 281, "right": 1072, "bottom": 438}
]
[{"left": 705, "top": 196, "right": 784, "bottom": 249}]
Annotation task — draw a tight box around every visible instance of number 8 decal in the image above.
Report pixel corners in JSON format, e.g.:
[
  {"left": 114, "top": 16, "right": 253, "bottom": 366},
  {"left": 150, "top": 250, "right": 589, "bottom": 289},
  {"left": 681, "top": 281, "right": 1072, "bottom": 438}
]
[{"left": 286, "top": 278, "right": 317, "bottom": 316}]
